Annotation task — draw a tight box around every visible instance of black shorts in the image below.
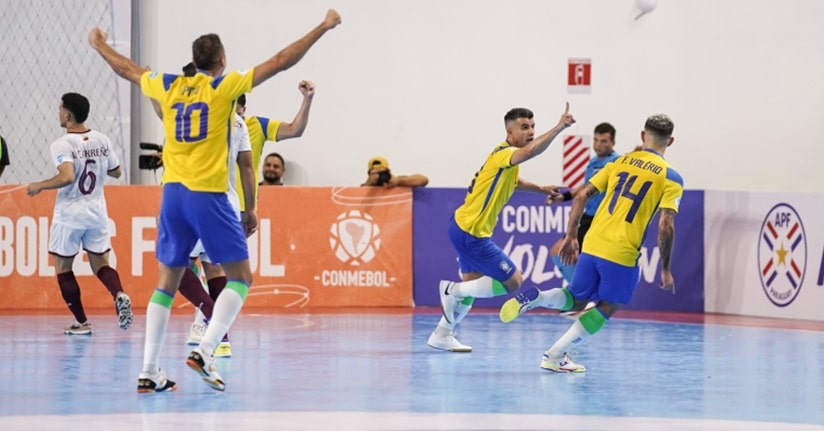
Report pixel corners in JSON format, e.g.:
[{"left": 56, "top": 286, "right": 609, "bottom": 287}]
[{"left": 577, "top": 214, "right": 594, "bottom": 249}]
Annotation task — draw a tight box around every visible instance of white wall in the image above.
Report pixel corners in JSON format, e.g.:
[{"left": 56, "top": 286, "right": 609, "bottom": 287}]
[
  {"left": 704, "top": 190, "right": 824, "bottom": 321},
  {"left": 135, "top": 0, "right": 824, "bottom": 191}
]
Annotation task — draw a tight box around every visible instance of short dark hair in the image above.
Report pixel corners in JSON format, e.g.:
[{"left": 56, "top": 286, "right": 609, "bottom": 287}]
[
  {"left": 644, "top": 114, "right": 674, "bottom": 138},
  {"left": 192, "top": 34, "right": 224, "bottom": 71},
  {"left": 504, "top": 108, "right": 534, "bottom": 125},
  {"left": 61, "top": 93, "right": 90, "bottom": 123},
  {"left": 237, "top": 94, "right": 246, "bottom": 107},
  {"left": 593, "top": 122, "right": 616, "bottom": 141},
  {"left": 264, "top": 152, "right": 284, "bottom": 165},
  {"left": 181, "top": 62, "right": 197, "bottom": 76}
]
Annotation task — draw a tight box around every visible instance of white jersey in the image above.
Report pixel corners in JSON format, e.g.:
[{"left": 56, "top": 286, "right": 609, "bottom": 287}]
[
  {"left": 226, "top": 113, "right": 251, "bottom": 213},
  {"left": 49, "top": 130, "right": 119, "bottom": 229}
]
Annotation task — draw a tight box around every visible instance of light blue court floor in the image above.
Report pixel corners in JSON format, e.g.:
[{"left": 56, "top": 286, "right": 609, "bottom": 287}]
[{"left": 1, "top": 309, "right": 823, "bottom": 431}]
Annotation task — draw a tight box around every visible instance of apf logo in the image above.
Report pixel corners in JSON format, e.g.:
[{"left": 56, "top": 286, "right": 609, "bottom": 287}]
[
  {"left": 329, "top": 210, "right": 381, "bottom": 266},
  {"left": 757, "top": 203, "right": 807, "bottom": 307}
]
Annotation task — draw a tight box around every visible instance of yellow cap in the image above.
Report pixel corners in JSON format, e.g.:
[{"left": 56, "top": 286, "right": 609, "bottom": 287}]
[{"left": 367, "top": 156, "right": 390, "bottom": 172}]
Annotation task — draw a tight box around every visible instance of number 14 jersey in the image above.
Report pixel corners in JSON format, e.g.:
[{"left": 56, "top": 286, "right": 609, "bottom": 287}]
[
  {"left": 585, "top": 148, "right": 684, "bottom": 266},
  {"left": 49, "top": 130, "right": 119, "bottom": 229}
]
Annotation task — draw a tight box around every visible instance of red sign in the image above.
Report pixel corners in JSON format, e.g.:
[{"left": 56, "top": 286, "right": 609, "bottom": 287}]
[{"left": 568, "top": 58, "right": 591, "bottom": 93}]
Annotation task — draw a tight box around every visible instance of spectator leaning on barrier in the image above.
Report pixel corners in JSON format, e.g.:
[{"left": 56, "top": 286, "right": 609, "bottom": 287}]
[{"left": 361, "top": 156, "right": 429, "bottom": 188}]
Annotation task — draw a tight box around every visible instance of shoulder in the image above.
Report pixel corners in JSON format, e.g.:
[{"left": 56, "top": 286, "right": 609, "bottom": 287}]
[{"left": 664, "top": 166, "right": 684, "bottom": 187}]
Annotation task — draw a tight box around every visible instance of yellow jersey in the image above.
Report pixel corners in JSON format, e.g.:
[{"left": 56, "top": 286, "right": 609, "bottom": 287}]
[
  {"left": 584, "top": 148, "right": 684, "bottom": 266},
  {"left": 454, "top": 142, "right": 519, "bottom": 238},
  {"left": 140, "top": 69, "right": 254, "bottom": 192},
  {"left": 235, "top": 115, "right": 282, "bottom": 210}
]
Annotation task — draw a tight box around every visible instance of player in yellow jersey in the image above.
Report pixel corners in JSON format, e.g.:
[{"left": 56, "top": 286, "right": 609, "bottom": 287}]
[
  {"left": 499, "top": 114, "right": 682, "bottom": 373},
  {"left": 88, "top": 8, "right": 342, "bottom": 392},
  {"left": 235, "top": 80, "right": 316, "bottom": 199},
  {"left": 428, "top": 105, "right": 574, "bottom": 353}
]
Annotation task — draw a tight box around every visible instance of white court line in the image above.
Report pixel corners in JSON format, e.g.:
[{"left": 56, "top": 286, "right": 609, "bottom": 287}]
[{"left": 3, "top": 411, "right": 821, "bottom": 431}]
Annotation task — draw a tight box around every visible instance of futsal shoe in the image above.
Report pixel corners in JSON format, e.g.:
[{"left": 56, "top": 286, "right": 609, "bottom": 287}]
[
  {"left": 186, "top": 349, "right": 225, "bottom": 391},
  {"left": 63, "top": 321, "right": 92, "bottom": 335},
  {"left": 214, "top": 341, "right": 232, "bottom": 358},
  {"left": 186, "top": 322, "right": 206, "bottom": 345},
  {"left": 499, "top": 286, "right": 541, "bottom": 323},
  {"left": 137, "top": 369, "right": 177, "bottom": 393},
  {"left": 114, "top": 292, "right": 133, "bottom": 330},
  {"left": 427, "top": 332, "right": 472, "bottom": 353},
  {"left": 540, "top": 352, "right": 586, "bottom": 373}
]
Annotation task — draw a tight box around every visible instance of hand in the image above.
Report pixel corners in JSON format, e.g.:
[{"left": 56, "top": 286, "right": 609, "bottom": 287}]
[
  {"left": 659, "top": 270, "right": 675, "bottom": 294},
  {"left": 545, "top": 193, "right": 564, "bottom": 205},
  {"left": 88, "top": 27, "right": 108, "bottom": 49},
  {"left": 26, "top": 183, "right": 41, "bottom": 197},
  {"left": 541, "top": 185, "right": 562, "bottom": 203},
  {"left": 558, "top": 235, "right": 580, "bottom": 266},
  {"left": 298, "top": 80, "right": 315, "bottom": 98},
  {"left": 323, "top": 9, "right": 342, "bottom": 30},
  {"left": 151, "top": 152, "right": 163, "bottom": 168},
  {"left": 558, "top": 102, "right": 575, "bottom": 129},
  {"left": 241, "top": 210, "right": 258, "bottom": 238}
]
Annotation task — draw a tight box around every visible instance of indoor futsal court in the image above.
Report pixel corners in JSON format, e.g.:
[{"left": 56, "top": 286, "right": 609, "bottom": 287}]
[{"left": 1, "top": 307, "right": 822, "bottom": 430}]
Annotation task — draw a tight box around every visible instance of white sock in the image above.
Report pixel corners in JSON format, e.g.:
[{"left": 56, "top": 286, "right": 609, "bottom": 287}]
[
  {"left": 142, "top": 302, "right": 171, "bottom": 373},
  {"left": 451, "top": 276, "right": 504, "bottom": 298},
  {"left": 198, "top": 288, "right": 244, "bottom": 355},
  {"left": 539, "top": 288, "right": 570, "bottom": 309},
  {"left": 547, "top": 319, "right": 590, "bottom": 358}
]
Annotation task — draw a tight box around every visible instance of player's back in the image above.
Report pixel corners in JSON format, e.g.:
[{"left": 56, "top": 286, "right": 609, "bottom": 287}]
[
  {"left": 140, "top": 70, "right": 253, "bottom": 193},
  {"left": 51, "top": 130, "right": 118, "bottom": 228},
  {"left": 583, "top": 149, "right": 683, "bottom": 266}
]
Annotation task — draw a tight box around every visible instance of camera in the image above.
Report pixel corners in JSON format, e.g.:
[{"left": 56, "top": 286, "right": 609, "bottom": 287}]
[
  {"left": 138, "top": 142, "right": 163, "bottom": 170},
  {"left": 376, "top": 170, "right": 392, "bottom": 186}
]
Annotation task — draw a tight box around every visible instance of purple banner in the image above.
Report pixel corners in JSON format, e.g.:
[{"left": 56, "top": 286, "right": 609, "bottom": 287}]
[{"left": 413, "top": 188, "right": 704, "bottom": 312}]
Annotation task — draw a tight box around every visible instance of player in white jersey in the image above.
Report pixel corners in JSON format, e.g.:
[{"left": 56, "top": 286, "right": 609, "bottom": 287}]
[
  {"left": 185, "top": 109, "right": 252, "bottom": 357},
  {"left": 26, "top": 93, "right": 133, "bottom": 335}
]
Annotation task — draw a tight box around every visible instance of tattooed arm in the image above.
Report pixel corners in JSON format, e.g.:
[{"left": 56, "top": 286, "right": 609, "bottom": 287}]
[{"left": 658, "top": 208, "right": 676, "bottom": 293}]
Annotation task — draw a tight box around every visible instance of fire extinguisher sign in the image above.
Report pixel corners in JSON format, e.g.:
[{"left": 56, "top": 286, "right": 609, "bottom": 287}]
[{"left": 568, "top": 58, "right": 591, "bottom": 94}]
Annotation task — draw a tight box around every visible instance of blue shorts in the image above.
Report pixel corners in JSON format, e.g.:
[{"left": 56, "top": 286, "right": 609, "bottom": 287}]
[
  {"left": 156, "top": 183, "right": 249, "bottom": 267},
  {"left": 448, "top": 218, "right": 516, "bottom": 282},
  {"left": 569, "top": 253, "right": 639, "bottom": 305}
]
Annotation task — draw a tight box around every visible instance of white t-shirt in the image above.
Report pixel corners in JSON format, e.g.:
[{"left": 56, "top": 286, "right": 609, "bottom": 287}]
[
  {"left": 226, "top": 113, "right": 251, "bottom": 214},
  {"left": 49, "top": 130, "right": 119, "bottom": 229}
]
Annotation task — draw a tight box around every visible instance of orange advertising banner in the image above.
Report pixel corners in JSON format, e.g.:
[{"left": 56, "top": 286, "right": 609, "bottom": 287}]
[{"left": 0, "top": 185, "right": 413, "bottom": 310}]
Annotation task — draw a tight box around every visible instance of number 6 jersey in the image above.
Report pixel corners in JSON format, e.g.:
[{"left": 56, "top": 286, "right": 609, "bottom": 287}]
[
  {"left": 140, "top": 68, "right": 254, "bottom": 193},
  {"left": 49, "top": 130, "right": 120, "bottom": 229},
  {"left": 585, "top": 148, "right": 684, "bottom": 266}
]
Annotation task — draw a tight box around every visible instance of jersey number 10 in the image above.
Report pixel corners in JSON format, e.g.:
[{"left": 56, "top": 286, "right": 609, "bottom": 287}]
[{"left": 171, "top": 102, "right": 210, "bottom": 142}]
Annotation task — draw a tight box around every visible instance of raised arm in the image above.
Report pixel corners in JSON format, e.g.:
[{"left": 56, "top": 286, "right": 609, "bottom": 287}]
[
  {"left": 252, "top": 10, "right": 342, "bottom": 88},
  {"left": 509, "top": 103, "right": 575, "bottom": 166},
  {"left": 276, "top": 81, "right": 315, "bottom": 140},
  {"left": 88, "top": 28, "right": 146, "bottom": 85},
  {"left": 657, "top": 208, "right": 677, "bottom": 293}
]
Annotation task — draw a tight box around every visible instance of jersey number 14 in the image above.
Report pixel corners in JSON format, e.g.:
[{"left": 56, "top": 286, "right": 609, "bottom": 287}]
[{"left": 608, "top": 171, "right": 652, "bottom": 223}]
